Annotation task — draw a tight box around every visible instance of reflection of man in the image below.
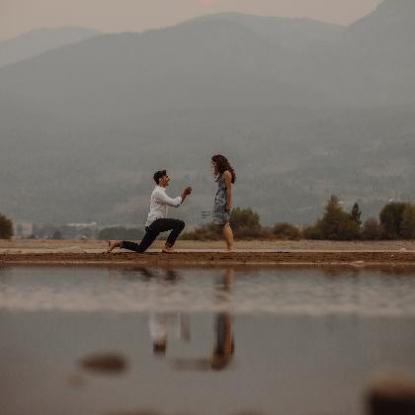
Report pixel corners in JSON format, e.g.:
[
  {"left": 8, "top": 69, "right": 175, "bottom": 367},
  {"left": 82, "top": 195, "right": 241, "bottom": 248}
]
[
  {"left": 150, "top": 312, "right": 190, "bottom": 357},
  {"left": 141, "top": 268, "right": 190, "bottom": 357},
  {"left": 169, "top": 268, "right": 235, "bottom": 371},
  {"left": 107, "top": 170, "right": 192, "bottom": 254}
]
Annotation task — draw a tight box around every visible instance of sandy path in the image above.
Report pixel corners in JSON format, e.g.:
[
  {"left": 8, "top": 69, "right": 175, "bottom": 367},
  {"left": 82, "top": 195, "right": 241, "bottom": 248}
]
[
  {"left": 1, "top": 239, "right": 415, "bottom": 253},
  {"left": 1, "top": 239, "right": 415, "bottom": 267},
  {"left": 2, "top": 249, "right": 415, "bottom": 267}
]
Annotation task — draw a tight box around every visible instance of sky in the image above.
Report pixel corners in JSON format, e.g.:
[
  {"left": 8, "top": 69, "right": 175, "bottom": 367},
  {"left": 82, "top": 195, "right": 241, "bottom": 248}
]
[{"left": 0, "top": 0, "right": 382, "bottom": 41}]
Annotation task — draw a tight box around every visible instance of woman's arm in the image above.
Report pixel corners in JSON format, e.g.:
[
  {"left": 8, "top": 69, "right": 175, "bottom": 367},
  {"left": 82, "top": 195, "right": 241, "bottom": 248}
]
[{"left": 224, "top": 171, "right": 232, "bottom": 212}]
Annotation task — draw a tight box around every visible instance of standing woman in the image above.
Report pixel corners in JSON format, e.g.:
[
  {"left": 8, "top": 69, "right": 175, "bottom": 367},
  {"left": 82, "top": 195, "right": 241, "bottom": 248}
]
[{"left": 211, "top": 154, "right": 236, "bottom": 251}]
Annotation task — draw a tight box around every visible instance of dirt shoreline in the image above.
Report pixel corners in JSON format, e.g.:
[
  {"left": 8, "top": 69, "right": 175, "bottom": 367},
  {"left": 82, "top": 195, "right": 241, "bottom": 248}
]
[
  {"left": 1, "top": 240, "right": 415, "bottom": 267},
  {"left": 2, "top": 239, "right": 415, "bottom": 252},
  {"left": 2, "top": 251, "right": 415, "bottom": 267}
]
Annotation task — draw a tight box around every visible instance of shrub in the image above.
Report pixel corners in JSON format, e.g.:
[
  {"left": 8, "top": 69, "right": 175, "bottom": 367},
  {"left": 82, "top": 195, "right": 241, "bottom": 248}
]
[
  {"left": 0, "top": 213, "right": 13, "bottom": 239},
  {"left": 380, "top": 202, "right": 408, "bottom": 239},
  {"left": 182, "top": 207, "right": 266, "bottom": 240},
  {"left": 231, "top": 207, "right": 264, "bottom": 239},
  {"left": 361, "top": 218, "right": 383, "bottom": 240},
  {"left": 230, "top": 208, "right": 260, "bottom": 231},
  {"left": 273, "top": 223, "right": 302, "bottom": 240},
  {"left": 234, "top": 225, "right": 266, "bottom": 239},
  {"left": 181, "top": 224, "right": 221, "bottom": 241}
]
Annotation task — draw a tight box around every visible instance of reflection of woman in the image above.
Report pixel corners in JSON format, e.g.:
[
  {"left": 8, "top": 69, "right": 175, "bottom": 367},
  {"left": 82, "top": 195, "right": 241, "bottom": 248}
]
[
  {"left": 211, "top": 313, "right": 235, "bottom": 370},
  {"left": 211, "top": 268, "right": 235, "bottom": 370},
  {"left": 169, "top": 268, "right": 235, "bottom": 372},
  {"left": 211, "top": 154, "right": 236, "bottom": 251}
]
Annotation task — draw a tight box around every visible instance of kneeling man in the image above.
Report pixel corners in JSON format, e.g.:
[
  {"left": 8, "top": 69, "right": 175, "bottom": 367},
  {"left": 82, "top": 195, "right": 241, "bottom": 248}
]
[{"left": 107, "top": 170, "right": 192, "bottom": 253}]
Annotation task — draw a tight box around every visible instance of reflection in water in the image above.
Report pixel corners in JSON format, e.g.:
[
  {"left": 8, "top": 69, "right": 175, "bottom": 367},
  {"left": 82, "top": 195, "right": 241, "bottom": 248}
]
[
  {"left": 1, "top": 266, "right": 415, "bottom": 415},
  {"left": 150, "top": 311, "right": 191, "bottom": 357},
  {"left": 0, "top": 266, "right": 10, "bottom": 284},
  {"left": 2, "top": 266, "right": 415, "bottom": 315},
  {"left": 110, "top": 266, "right": 191, "bottom": 356},
  {"left": 115, "top": 267, "right": 181, "bottom": 283},
  {"left": 79, "top": 352, "right": 127, "bottom": 374},
  {"left": 212, "top": 268, "right": 235, "bottom": 370},
  {"left": 366, "top": 374, "right": 415, "bottom": 415},
  {"left": 170, "top": 268, "right": 235, "bottom": 371},
  {"left": 139, "top": 268, "right": 190, "bottom": 357}
]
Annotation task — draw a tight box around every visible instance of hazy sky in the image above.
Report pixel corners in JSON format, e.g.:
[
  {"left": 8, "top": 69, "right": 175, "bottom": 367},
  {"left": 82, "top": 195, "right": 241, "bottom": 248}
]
[{"left": 0, "top": 0, "right": 382, "bottom": 41}]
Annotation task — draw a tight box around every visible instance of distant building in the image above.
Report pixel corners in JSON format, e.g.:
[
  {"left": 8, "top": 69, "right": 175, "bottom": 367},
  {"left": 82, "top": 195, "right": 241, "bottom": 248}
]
[
  {"left": 32, "top": 222, "right": 98, "bottom": 240},
  {"left": 61, "top": 222, "right": 98, "bottom": 239},
  {"left": 14, "top": 222, "right": 34, "bottom": 238}
]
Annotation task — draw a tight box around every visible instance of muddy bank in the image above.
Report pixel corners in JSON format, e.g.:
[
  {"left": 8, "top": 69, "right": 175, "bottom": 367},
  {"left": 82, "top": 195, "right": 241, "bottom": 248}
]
[
  {"left": 2, "top": 239, "right": 415, "bottom": 253},
  {"left": 2, "top": 250, "right": 415, "bottom": 267}
]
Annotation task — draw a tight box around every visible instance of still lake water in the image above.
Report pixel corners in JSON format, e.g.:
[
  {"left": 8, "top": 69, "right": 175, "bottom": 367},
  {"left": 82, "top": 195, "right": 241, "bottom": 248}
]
[{"left": 1, "top": 266, "right": 415, "bottom": 415}]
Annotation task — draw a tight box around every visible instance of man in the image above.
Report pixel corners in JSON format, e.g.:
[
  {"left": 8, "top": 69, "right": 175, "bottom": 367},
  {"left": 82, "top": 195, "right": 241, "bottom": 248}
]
[{"left": 107, "top": 170, "right": 192, "bottom": 253}]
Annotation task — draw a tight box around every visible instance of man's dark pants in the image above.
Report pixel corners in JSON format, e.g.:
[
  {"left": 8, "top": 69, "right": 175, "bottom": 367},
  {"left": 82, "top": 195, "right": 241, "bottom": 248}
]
[{"left": 120, "top": 218, "right": 185, "bottom": 253}]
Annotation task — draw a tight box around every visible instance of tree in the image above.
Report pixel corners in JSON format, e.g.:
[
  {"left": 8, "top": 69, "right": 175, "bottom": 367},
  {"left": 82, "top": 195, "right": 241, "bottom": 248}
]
[
  {"left": 0, "top": 213, "right": 13, "bottom": 239},
  {"left": 273, "top": 223, "right": 302, "bottom": 240},
  {"left": 380, "top": 202, "right": 407, "bottom": 239},
  {"left": 303, "top": 224, "right": 323, "bottom": 240},
  {"left": 183, "top": 207, "right": 264, "bottom": 240},
  {"left": 309, "top": 195, "right": 361, "bottom": 240},
  {"left": 401, "top": 204, "right": 415, "bottom": 240},
  {"left": 351, "top": 202, "right": 362, "bottom": 226}
]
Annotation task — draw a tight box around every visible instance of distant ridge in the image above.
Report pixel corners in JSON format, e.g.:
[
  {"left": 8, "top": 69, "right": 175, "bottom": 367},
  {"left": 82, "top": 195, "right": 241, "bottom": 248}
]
[
  {"left": 348, "top": 0, "right": 415, "bottom": 37},
  {"left": 0, "top": 27, "right": 99, "bottom": 68},
  {"left": 188, "top": 12, "right": 343, "bottom": 48}
]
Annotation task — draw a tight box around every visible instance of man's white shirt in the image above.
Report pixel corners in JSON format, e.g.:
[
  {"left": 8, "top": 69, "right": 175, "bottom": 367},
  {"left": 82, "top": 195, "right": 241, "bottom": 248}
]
[{"left": 145, "top": 185, "right": 182, "bottom": 227}]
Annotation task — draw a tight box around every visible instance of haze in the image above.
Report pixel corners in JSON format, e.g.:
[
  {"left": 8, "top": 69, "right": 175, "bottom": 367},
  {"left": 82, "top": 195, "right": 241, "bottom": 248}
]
[
  {"left": 1, "top": 0, "right": 414, "bottom": 226},
  {"left": 0, "top": 0, "right": 381, "bottom": 41}
]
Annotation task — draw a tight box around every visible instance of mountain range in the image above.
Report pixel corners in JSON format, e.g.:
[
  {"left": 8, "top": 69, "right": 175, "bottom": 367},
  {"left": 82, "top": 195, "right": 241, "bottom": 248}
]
[
  {"left": 0, "top": 0, "right": 414, "bottom": 226},
  {"left": 0, "top": 27, "right": 99, "bottom": 68}
]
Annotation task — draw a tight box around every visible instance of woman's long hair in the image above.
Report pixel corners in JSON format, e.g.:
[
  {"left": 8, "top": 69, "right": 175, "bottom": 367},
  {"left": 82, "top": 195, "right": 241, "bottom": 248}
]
[{"left": 211, "top": 154, "right": 236, "bottom": 184}]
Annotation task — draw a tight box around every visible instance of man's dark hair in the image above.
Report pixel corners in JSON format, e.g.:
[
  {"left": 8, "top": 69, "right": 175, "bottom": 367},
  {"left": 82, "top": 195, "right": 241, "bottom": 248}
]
[{"left": 153, "top": 170, "right": 167, "bottom": 184}]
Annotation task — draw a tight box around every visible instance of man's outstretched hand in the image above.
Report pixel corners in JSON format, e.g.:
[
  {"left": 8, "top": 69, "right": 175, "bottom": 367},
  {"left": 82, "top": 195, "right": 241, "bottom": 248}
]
[
  {"left": 181, "top": 186, "right": 192, "bottom": 202},
  {"left": 184, "top": 186, "right": 192, "bottom": 196}
]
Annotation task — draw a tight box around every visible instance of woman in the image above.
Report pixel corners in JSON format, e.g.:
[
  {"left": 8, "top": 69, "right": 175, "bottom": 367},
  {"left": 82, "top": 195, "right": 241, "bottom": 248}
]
[{"left": 211, "top": 154, "right": 236, "bottom": 251}]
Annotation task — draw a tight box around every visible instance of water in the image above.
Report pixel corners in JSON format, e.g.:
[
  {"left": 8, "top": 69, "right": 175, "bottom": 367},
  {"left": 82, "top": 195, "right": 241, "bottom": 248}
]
[{"left": 1, "top": 266, "right": 415, "bottom": 415}]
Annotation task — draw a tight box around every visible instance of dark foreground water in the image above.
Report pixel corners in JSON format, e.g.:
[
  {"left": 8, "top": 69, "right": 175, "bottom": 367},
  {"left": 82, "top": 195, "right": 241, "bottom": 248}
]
[{"left": 1, "top": 266, "right": 415, "bottom": 415}]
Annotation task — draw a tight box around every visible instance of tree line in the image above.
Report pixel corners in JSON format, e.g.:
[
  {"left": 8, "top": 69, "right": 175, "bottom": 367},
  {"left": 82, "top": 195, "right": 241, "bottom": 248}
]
[
  {"left": 1, "top": 197, "right": 415, "bottom": 241},
  {"left": 182, "top": 197, "right": 415, "bottom": 241}
]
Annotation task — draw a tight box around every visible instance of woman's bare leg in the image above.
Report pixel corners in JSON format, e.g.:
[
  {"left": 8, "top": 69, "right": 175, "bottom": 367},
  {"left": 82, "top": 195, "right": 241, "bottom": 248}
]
[
  {"left": 223, "top": 223, "right": 234, "bottom": 252},
  {"left": 107, "top": 240, "right": 121, "bottom": 253}
]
